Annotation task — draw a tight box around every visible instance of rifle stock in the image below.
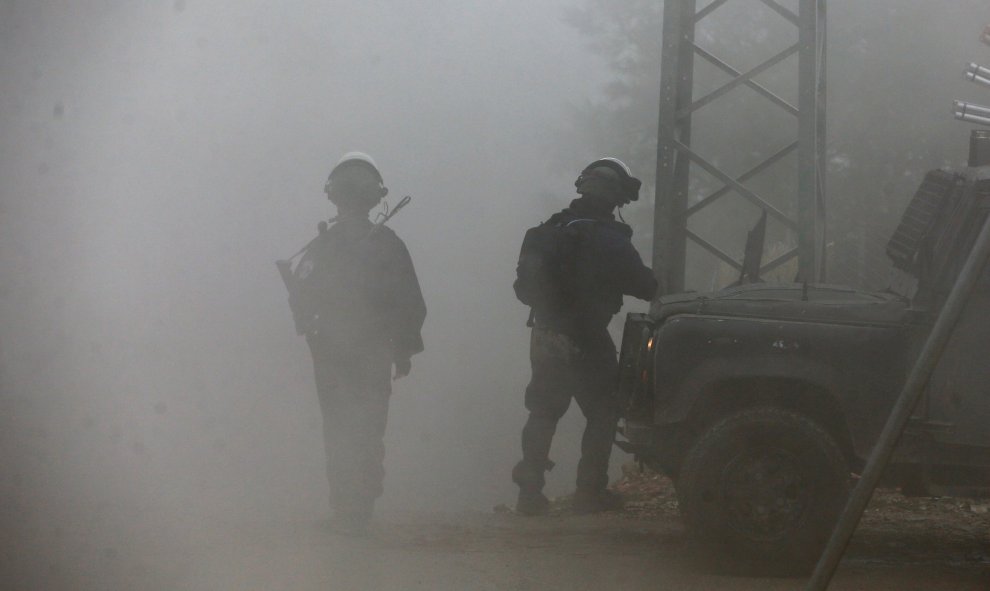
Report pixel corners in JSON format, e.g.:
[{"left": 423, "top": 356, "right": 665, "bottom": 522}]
[
  {"left": 276, "top": 259, "right": 309, "bottom": 335},
  {"left": 276, "top": 259, "right": 294, "bottom": 293}
]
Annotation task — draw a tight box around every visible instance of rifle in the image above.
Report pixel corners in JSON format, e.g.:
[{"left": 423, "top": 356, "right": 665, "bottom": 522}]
[
  {"left": 275, "top": 220, "right": 328, "bottom": 334},
  {"left": 370, "top": 194, "right": 412, "bottom": 234},
  {"left": 275, "top": 196, "right": 413, "bottom": 335}
]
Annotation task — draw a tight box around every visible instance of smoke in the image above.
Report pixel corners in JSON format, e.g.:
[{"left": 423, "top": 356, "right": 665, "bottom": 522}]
[
  {"left": 0, "top": 1, "right": 612, "bottom": 585},
  {"left": 2, "top": 0, "right": 988, "bottom": 588}
]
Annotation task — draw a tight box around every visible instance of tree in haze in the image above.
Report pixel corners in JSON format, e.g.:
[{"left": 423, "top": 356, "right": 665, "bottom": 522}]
[
  {"left": 561, "top": 0, "right": 986, "bottom": 291},
  {"left": 561, "top": 0, "right": 662, "bottom": 184}
]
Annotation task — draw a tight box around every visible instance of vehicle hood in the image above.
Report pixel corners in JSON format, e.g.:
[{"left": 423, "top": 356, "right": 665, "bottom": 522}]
[{"left": 650, "top": 282, "right": 913, "bottom": 326}]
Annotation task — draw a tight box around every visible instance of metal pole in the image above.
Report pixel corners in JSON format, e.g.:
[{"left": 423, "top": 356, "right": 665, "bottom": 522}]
[
  {"left": 816, "top": 0, "right": 828, "bottom": 280},
  {"left": 797, "top": 0, "right": 823, "bottom": 282},
  {"left": 805, "top": 201, "right": 990, "bottom": 591},
  {"left": 654, "top": 0, "right": 695, "bottom": 294}
]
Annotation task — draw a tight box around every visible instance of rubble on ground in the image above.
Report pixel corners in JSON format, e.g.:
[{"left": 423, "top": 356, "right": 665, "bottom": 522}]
[{"left": 501, "top": 460, "right": 990, "bottom": 533}]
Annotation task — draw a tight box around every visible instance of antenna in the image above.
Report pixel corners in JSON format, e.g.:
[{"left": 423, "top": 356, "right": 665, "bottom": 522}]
[
  {"left": 954, "top": 100, "right": 990, "bottom": 127},
  {"left": 953, "top": 27, "right": 990, "bottom": 128},
  {"left": 965, "top": 62, "right": 990, "bottom": 88}
]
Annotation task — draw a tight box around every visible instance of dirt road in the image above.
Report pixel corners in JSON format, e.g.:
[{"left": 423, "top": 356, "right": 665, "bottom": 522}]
[{"left": 5, "top": 490, "right": 989, "bottom": 591}]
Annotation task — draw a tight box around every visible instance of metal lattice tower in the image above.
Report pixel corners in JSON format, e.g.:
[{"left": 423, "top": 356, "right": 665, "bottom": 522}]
[{"left": 653, "top": 0, "right": 827, "bottom": 293}]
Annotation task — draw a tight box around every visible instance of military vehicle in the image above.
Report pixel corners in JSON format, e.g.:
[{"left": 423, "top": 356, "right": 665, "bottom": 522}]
[{"left": 614, "top": 155, "right": 990, "bottom": 568}]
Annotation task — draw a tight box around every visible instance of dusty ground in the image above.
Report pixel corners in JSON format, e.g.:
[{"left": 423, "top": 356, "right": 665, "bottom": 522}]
[
  {"left": 612, "top": 464, "right": 990, "bottom": 569},
  {"left": 5, "top": 467, "right": 990, "bottom": 590}
]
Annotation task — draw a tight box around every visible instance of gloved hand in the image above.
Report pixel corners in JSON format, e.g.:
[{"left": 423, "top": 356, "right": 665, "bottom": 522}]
[{"left": 393, "top": 357, "right": 412, "bottom": 380}]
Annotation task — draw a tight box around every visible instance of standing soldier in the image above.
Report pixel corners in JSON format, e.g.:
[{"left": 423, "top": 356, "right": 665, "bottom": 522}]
[
  {"left": 281, "top": 152, "right": 426, "bottom": 533},
  {"left": 511, "top": 158, "right": 657, "bottom": 515}
]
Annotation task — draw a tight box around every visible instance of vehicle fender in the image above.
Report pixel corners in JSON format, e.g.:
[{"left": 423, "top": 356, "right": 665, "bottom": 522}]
[
  {"left": 650, "top": 314, "right": 869, "bottom": 445},
  {"left": 655, "top": 354, "right": 847, "bottom": 425}
]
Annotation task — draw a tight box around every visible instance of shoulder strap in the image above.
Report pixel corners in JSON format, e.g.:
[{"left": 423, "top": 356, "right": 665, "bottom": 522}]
[
  {"left": 563, "top": 218, "right": 597, "bottom": 228},
  {"left": 283, "top": 219, "right": 336, "bottom": 264}
]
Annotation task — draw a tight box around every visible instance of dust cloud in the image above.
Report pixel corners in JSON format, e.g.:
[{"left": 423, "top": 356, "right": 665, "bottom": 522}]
[
  {"left": 2, "top": 1, "right": 989, "bottom": 589},
  {"left": 0, "top": 0, "right": 612, "bottom": 564}
]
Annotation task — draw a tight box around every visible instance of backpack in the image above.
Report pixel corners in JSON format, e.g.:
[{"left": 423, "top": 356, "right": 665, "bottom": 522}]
[{"left": 513, "top": 217, "right": 590, "bottom": 311}]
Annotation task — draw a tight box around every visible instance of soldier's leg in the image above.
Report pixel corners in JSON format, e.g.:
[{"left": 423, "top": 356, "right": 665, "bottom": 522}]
[
  {"left": 308, "top": 338, "right": 391, "bottom": 521},
  {"left": 515, "top": 364, "right": 571, "bottom": 489},
  {"left": 308, "top": 336, "right": 350, "bottom": 511},
  {"left": 513, "top": 328, "right": 577, "bottom": 512},
  {"left": 330, "top": 347, "right": 393, "bottom": 523},
  {"left": 572, "top": 339, "right": 621, "bottom": 508}
]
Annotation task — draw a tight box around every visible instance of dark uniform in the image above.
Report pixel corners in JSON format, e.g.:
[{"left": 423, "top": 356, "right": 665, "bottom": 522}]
[
  {"left": 513, "top": 159, "right": 656, "bottom": 514},
  {"left": 289, "top": 153, "right": 425, "bottom": 529}
]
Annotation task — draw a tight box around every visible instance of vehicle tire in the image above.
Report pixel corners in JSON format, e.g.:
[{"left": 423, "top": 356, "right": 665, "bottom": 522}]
[{"left": 676, "top": 406, "right": 849, "bottom": 573}]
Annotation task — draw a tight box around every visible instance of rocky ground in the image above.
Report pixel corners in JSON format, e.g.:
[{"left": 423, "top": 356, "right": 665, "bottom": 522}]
[
  {"left": 5, "top": 463, "right": 990, "bottom": 590},
  {"left": 592, "top": 462, "right": 990, "bottom": 567}
]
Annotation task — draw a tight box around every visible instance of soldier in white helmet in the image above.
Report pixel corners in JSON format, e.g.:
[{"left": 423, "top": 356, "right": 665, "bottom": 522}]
[
  {"left": 511, "top": 158, "right": 657, "bottom": 515},
  {"left": 288, "top": 152, "right": 426, "bottom": 533}
]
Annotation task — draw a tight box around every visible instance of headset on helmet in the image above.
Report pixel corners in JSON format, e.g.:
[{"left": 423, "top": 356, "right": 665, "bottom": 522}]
[
  {"left": 575, "top": 157, "right": 641, "bottom": 203},
  {"left": 324, "top": 151, "right": 388, "bottom": 203}
]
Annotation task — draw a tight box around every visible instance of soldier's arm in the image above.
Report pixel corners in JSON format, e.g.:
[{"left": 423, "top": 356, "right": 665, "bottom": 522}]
[
  {"left": 604, "top": 230, "right": 658, "bottom": 301},
  {"left": 388, "top": 237, "right": 427, "bottom": 361},
  {"left": 619, "top": 246, "right": 658, "bottom": 301}
]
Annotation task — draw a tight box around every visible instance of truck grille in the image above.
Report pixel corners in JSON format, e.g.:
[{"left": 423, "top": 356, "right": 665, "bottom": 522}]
[{"left": 886, "top": 169, "right": 963, "bottom": 274}]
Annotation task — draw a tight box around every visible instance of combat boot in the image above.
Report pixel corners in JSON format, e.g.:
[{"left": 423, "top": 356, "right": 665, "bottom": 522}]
[
  {"left": 512, "top": 460, "right": 553, "bottom": 516},
  {"left": 572, "top": 488, "right": 624, "bottom": 515},
  {"left": 515, "top": 490, "right": 550, "bottom": 516}
]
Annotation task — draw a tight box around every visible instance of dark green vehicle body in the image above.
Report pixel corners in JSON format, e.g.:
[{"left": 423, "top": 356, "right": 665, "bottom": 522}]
[
  {"left": 615, "top": 166, "right": 990, "bottom": 566},
  {"left": 619, "top": 286, "right": 916, "bottom": 473}
]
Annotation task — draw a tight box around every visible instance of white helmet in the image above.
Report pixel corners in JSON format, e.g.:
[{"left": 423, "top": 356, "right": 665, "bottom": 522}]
[
  {"left": 332, "top": 151, "right": 382, "bottom": 180},
  {"left": 576, "top": 157, "right": 642, "bottom": 203},
  {"left": 324, "top": 151, "right": 388, "bottom": 205}
]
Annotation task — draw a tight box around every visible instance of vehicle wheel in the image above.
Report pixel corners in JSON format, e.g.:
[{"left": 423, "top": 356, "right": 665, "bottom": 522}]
[{"left": 676, "top": 407, "right": 849, "bottom": 573}]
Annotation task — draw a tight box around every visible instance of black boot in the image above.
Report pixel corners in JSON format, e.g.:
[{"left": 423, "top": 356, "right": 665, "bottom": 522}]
[
  {"left": 515, "top": 490, "right": 550, "bottom": 516},
  {"left": 512, "top": 460, "right": 553, "bottom": 516}
]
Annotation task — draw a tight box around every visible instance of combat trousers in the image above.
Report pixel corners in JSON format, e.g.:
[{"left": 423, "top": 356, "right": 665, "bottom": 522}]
[
  {"left": 307, "top": 335, "right": 392, "bottom": 518},
  {"left": 513, "top": 326, "right": 619, "bottom": 495}
]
